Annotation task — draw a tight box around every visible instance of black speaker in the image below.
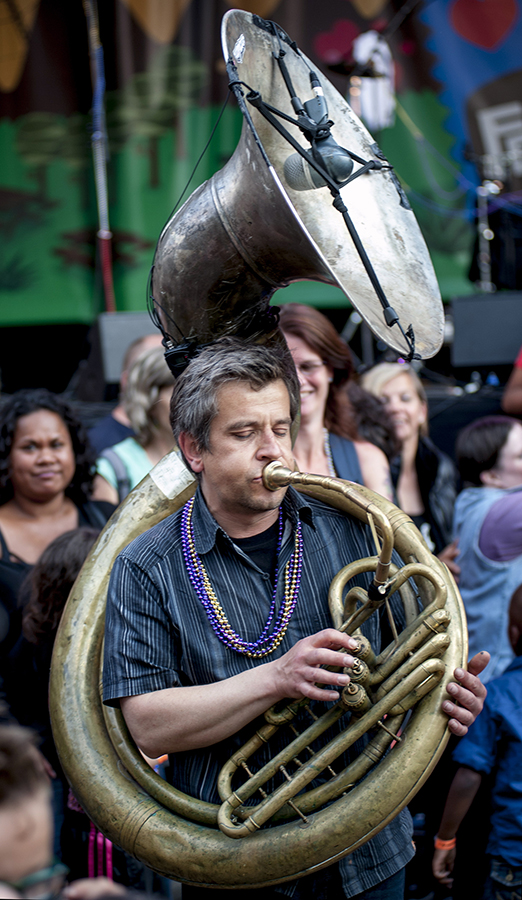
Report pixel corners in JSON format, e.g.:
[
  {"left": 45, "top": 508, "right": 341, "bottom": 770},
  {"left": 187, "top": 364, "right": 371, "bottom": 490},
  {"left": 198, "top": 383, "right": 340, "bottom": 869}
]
[
  {"left": 451, "top": 292, "right": 522, "bottom": 367},
  {"left": 75, "top": 312, "right": 157, "bottom": 401}
]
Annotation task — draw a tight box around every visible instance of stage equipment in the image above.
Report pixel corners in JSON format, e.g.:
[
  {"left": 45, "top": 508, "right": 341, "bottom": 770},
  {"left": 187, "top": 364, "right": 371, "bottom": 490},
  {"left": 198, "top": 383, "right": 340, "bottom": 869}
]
[
  {"left": 150, "top": 10, "right": 443, "bottom": 371},
  {"left": 451, "top": 292, "right": 522, "bottom": 367},
  {"left": 50, "top": 10, "right": 464, "bottom": 889}
]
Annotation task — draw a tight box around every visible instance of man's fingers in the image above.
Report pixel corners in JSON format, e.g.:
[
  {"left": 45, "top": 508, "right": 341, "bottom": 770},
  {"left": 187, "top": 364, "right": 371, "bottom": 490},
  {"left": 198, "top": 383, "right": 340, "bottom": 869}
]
[
  {"left": 446, "top": 717, "right": 470, "bottom": 737},
  {"left": 311, "top": 648, "right": 355, "bottom": 670},
  {"left": 308, "top": 664, "right": 351, "bottom": 687},
  {"left": 442, "top": 657, "right": 489, "bottom": 735},
  {"left": 300, "top": 684, "right": 342, "bottom": 702},
  {"left": 447, "top": 679, "right": 483, "bottom": 711},
  {"left": 310, "top": 629, "right": 359, "bottom": 652},
  {"left": 443, "top": 693, "right": 475, "bottom": 736},
  {"left": 467, "top": 650, "right": 490, "bottom": 678}
]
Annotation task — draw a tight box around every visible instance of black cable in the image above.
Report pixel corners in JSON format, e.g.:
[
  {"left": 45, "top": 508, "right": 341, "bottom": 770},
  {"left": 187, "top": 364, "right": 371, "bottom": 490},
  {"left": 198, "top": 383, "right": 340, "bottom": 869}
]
[
  {"left": 157, "top": 91, "right": 231, "bottom": 246},
  {"left": 147, "top": 92, "right": 232, "bottom": 341}
]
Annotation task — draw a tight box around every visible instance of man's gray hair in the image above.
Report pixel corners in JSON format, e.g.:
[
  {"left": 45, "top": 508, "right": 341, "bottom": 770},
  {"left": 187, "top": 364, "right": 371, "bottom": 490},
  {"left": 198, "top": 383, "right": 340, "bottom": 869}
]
[{"left": 170, "top": 337, "right": 299, "bottom": 453}]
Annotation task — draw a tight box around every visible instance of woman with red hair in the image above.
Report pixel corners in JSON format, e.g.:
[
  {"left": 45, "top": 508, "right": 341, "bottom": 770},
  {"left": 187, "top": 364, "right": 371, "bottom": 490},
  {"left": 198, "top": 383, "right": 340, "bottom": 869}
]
[{"left": 279, "top": 303, "right": 395, "bottom": 500}]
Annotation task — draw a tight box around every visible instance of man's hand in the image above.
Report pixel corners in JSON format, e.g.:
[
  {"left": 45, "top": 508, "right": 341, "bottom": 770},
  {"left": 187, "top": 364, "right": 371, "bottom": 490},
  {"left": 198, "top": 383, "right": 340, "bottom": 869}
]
[
  {"left": 442, "top": 651, "right": 490, "bottom": 736},
  {"left": 432, "top": 846, "right": 456, "bottom": 887},
  {"left": 272, "top": 629, "right": 358, "bottom": 702}
]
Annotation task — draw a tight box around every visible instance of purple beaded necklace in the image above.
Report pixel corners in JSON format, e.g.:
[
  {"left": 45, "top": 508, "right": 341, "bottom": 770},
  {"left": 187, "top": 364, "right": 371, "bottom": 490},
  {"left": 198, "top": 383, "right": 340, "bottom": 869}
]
[{"left": 181, "top": 497, "right": 303, "bottom": 658}]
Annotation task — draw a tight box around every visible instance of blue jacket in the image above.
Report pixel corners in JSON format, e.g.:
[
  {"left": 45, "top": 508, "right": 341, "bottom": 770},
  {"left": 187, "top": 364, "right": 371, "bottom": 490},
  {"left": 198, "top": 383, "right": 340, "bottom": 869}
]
[
  {"left": 453, "top": 655, "right": 522, "bottom": 866},
  {"left": 453, "top": 486, "right": 522, "bottom": 682}
]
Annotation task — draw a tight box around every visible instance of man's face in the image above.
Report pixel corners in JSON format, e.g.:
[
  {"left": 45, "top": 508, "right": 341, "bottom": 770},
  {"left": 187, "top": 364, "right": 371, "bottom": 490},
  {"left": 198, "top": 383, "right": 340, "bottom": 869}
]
[
  {"left": 180, "top": 379, "right": 295, "bottom": 533},
  {"left": 0, "top": 787, "right": 53, "bottom": 888}
]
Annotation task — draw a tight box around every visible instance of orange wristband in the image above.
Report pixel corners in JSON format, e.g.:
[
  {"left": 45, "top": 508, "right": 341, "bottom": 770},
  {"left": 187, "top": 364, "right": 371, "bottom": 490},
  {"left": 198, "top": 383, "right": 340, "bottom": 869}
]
[{"left": 434, "top": 836, "right": 456, "bottom": 850}]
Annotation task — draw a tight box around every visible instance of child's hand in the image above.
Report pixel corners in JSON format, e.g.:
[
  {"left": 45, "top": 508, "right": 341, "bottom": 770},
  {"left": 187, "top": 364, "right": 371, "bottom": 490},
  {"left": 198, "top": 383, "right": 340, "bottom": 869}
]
[{"left": 432, "top": 846, "right": 456, "bottom": 887}]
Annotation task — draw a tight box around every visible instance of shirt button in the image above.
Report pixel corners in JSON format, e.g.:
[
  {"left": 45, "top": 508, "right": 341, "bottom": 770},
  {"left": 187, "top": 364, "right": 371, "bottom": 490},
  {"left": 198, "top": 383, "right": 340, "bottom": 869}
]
[{"left": 505, "top": 871, "right": 513, "bottom": 882}]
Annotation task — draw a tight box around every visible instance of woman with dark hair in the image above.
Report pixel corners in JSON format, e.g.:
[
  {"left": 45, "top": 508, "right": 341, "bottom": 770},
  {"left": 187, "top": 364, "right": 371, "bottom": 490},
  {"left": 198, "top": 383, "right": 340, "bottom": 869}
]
[
  {"left": 4, "top": 526, "right": 166, "bottom": 889},
  {"left": 5, "top": 528, "right": 99, "bottom": 776},
  {"left": 0, "top": 389, "right": 115, "bottom": 658},
  {"left": 279, "top": 303, "right": 395, "bottom": 499},
  {"left": 3, "top": 528, "right": 98, "bottom": 868},
  {"left": 454, "top": 415, "right": 522, "bottom": 683}
]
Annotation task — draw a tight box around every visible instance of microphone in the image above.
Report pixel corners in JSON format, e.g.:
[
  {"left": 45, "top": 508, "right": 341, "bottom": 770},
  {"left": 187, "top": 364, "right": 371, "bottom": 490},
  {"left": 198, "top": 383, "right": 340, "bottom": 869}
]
[
  {"left": 283, "top": 72, "right": 354, "bottom": 191},
  {"left": 284, "top": 135, "right": 354, "bottom": 191}
]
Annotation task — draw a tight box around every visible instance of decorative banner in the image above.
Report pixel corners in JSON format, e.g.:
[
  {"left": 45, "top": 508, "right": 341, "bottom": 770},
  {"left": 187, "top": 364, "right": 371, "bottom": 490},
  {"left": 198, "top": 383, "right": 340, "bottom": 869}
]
[{"left": 0, "top": 0, "right": 521, "bottom": 329}]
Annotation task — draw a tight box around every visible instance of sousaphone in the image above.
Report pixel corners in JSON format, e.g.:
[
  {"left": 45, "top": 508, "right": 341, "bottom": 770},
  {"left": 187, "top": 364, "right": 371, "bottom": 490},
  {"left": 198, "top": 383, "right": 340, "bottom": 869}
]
[{"left": 50, "top": 10, "right": 464, "bottom": 889}]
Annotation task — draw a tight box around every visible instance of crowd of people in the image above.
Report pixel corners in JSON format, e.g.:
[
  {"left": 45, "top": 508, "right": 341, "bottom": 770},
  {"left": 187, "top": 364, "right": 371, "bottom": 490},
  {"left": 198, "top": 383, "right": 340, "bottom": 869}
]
[{"left": 1, "top": 309, "right": 521, "bottom": 900}]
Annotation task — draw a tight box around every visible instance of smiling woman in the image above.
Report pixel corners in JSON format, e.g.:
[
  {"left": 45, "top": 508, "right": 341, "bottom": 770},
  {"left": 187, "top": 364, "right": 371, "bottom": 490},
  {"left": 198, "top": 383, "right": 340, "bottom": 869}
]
[
  {"left": 279, "top": 304, "right": 396, "bottom": 501},
  {"left": 0, "top": 389, "right": 116, "bottom": 662},
  {"left": 361, "top": 363, "right": 459, "bottom": 567}
]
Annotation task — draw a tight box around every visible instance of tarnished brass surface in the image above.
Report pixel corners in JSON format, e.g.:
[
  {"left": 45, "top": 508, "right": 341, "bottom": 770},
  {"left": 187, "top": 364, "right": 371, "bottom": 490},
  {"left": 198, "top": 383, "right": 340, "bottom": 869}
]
[
  {"left": 50, "top": 455, "right": 467, "bottom": 888},
  {"left": 152, "top": 9, "right": 443, "bottom": 360}
]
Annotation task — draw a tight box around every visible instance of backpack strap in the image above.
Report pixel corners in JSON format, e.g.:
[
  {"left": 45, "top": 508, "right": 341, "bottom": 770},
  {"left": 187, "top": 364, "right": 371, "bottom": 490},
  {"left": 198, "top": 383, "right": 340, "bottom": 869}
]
[{"left": 98, "top": 447, "right": 131, "bottom": 502}]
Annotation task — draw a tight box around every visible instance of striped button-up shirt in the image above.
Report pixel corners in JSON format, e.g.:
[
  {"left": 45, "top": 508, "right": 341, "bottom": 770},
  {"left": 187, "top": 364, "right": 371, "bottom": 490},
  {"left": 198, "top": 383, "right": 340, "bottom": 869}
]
[{"left": 103, "top": 486, "right": 414, "bottom": 896}]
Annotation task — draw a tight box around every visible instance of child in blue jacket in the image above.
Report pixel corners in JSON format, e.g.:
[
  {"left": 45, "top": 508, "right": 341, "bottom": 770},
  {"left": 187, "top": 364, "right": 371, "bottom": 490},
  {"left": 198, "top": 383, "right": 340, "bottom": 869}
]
[{"left": 432, "top": 584, "right": 522, "bottom": 899}]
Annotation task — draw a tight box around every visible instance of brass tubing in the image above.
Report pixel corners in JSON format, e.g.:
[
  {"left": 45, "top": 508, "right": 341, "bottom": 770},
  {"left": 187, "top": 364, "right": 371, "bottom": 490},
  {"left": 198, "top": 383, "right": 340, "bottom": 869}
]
[
  {"left": 385, "top": 563, "right": 447, "bottom": 606},
  {"left": 388, "top": 662, "right": 445, "bottom": 715},
  {"left": 216, "top": 721, "right": 283, "bottom": 802},
  {"left": 103, "top": 704, "right": 219, "bottom": 826},
  {"left": 371, "top": 614, "right": 451, "bottom": 687},
  {"left": 372, "top": 633, "right": 451, "bottom": 701},
  {"left": 263, "top": 464, "right": 395, "bottom": 584},
  {"left": 217, "top": 700, "right": 350, "bottom": 806},
  {"left": 271, "top": 713, "right": 406, "bottom": 822},
  {"left": 328, "top": 557, "right": 380, "bottom": 629},
  {"left": 217, "top": 658, "right": 446, "bottom": 837},
  {"left": 328, "top": 560, "right": 418, "bottom": 633},
  {"left": 263, "top": 698, "right": 308, "bottom": 725},
  {"left": 375, "top": 606, "right": 450, "bottom": 673}
]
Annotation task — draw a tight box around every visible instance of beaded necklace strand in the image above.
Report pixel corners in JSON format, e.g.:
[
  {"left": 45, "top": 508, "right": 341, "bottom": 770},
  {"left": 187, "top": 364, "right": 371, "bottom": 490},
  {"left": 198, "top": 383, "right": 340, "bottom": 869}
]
[
  {"left": 181, "top": 497, "right": 303, "bottom": 658},
  {"left": 323, "top": 428, "right": 337, "bottom": 477}
]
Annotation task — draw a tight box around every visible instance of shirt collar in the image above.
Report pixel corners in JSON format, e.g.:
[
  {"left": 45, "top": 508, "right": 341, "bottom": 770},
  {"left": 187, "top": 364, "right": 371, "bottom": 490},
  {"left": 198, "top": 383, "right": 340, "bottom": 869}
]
[
  {"left": 505, "top": 654, "right": 522, "bottom": 673},
  {"left": 190, "top": 485, "right": 315, "bottom": 555}
]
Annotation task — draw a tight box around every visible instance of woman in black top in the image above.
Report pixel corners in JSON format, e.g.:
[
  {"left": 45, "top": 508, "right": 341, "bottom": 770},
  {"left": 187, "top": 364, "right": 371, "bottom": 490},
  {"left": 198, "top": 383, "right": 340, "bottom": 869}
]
[
  {"left": 0, "top": 389, "right": 115, "bottom": 657},
  {"left": 361, "top": 363, "right": 459, "bottom": 573}
]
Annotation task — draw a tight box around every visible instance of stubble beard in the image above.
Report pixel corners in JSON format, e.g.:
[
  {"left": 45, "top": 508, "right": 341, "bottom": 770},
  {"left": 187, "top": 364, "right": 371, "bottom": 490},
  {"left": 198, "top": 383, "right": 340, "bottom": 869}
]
[{"left": 230, "top": 480, "right": 287, "bottom": 515}]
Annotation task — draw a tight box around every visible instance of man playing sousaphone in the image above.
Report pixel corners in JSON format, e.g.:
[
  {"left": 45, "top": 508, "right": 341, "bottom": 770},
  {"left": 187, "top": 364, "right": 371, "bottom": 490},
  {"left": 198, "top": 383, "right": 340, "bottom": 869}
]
[{"left": 102, "top": 338, "right": 488, "bottom": 900}]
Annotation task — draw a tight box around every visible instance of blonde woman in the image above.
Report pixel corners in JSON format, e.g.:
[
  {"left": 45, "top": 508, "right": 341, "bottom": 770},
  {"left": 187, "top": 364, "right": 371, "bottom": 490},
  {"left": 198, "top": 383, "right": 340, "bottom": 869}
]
[
  {"left": 92, "top": 345, "right": 175, "bottom": 504},
  {"left": 361, "top": 362, "right": 459, "bottom": 574}
]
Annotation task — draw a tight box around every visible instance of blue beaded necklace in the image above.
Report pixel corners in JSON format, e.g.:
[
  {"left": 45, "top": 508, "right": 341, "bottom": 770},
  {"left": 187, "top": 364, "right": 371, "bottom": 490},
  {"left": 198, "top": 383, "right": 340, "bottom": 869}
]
[{"left": 181, "top": 497, "right": 303, "bottom": 658}]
